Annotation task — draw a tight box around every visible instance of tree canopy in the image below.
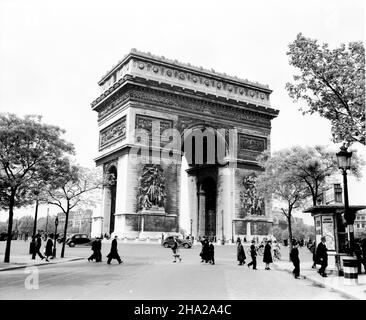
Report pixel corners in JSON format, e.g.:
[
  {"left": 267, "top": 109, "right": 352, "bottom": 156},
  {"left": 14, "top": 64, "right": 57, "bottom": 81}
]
[
  {"left": 0, "top": 113, "right": 74, "bottom": 262},
  {"left": 269, "top": 145, "right": 364, "bottom": 206},
  {"left": 286, "top": 33, "right": 365, "bottom": 146},
  {"left": 46, "top": 160, "right": 103, "bottom": 257}
]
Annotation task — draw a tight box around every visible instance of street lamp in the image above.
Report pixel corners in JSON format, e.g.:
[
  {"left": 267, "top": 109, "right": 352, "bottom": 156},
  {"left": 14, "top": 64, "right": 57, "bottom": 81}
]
[
  {"left": 221, "top": 210, "right": 225, "bottom": 245},
  {"left": 190, "top": 219, "right": 193, "bottom": 236},
  {"left": 53, "top": 217, "right": 59, "bottom": 258},
  {"left": 336, "top": 144, "right": 354, "bottom": 255}
]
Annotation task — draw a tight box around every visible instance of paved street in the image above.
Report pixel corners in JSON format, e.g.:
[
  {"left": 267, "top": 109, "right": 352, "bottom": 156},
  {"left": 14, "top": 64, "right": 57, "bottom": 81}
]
[{"left": 0, "top": 241, "right": 350, "bottom": 300}]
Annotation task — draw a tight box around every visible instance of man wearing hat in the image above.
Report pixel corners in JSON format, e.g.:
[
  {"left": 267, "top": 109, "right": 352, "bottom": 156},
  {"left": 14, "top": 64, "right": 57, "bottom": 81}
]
[
  {"left": 315, "top": 236, "right": 328, "bottom": 277},
  {"left": 290, "top": 240, "right": 300, "bottom": 279},
  {"left": 247, "top": 240, "right": 257, "bottom": 270}
]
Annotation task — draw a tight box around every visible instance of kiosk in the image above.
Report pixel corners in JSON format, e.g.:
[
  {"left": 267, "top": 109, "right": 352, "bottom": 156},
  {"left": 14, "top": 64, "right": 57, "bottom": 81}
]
[{"left": 303, "top": 204, "right": 366, "bottom": 276}]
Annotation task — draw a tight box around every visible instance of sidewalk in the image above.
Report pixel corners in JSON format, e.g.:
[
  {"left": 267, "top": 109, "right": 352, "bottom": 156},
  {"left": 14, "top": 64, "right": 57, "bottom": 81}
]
[
  {"left": 274, "top": 260, "right": 366, "bottom": 300},
  {"left": 0, "top": 255, "right": 84, "bottom": 272}
]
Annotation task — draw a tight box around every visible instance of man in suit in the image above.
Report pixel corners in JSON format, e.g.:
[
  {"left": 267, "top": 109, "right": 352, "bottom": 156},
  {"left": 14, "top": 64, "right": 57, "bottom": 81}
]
[
  {"left": 32, "top": 234, "right": 45, "bottom": 260},
  {"left": 107, "top": 236, "right": 122, "bottom": 264},
  {"left": 316, "top": 236, "right": 328, "bottom": 277},
  {"left": 290, "top": 240, "right": 300, "bottom": 279},
  {"left": 247, "top": 240, "right": 257, "bottom": 270}
]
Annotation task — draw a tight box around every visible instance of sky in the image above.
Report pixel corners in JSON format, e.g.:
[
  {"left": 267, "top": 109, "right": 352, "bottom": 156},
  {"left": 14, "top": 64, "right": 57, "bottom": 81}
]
[{"left": 0, "top": 0, "right": 365, "bottom": 224}]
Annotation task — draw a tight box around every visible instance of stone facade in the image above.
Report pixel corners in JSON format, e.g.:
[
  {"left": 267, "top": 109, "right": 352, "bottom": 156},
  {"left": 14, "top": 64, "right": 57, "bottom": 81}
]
[{"left": 91, "top": 49, "right": 279, "bottom": 242}]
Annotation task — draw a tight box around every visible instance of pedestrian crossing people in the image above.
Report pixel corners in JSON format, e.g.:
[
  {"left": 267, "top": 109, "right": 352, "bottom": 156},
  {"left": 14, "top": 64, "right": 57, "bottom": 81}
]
[
  {"left": 263, "top": 240, "right": 273, "bottom": 270},
  {"left": 107, "top": 236, "right": 122, "bottom": 264},
  {"left": 247, "top": 240, "right": 257, "bottom": 270},
  {"left": 290, "top": 241, "right": 300, "bottom": 279}
]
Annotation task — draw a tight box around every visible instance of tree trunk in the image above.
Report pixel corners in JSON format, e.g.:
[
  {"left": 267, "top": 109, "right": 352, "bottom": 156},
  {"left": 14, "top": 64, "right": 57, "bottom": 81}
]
[
  {"left": 287, "top": 214, "right": 293, "bottom": 262},
  {"left": 61, "top": 206, "right": 69, "bottom": 258},
  {"left": 32, "top": 200, "right": 39, "bottom": 237},
  {"left": 4, "top": 191, "right": 15, "bottom": 263}
]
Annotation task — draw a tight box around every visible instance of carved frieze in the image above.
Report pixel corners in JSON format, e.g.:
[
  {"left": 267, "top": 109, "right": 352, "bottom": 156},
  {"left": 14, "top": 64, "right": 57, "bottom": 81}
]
[
  {"left": 239, "top": 173, "right": 265, "bottom": 217},
  {"left": 135, "top": 114, "right": 173, "bottom": 142},
  {"left": 99, "top": 116, "right": 126, "bottom": 150},
  {"left": 127, "top": 57, "right": 271, "bottom": 105},
  {"left": 98, "top": 91, "right": 131, "bottom": 121},
  {"left": 130, "top": 88, "right": 271, "bottom": 127},
  {"left": 238, "top": 134, "right": 267, "bottom": 153}
]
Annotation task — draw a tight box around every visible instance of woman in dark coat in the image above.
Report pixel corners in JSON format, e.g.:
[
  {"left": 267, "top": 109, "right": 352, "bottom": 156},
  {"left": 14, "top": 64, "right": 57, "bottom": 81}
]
[
  {"left": 107, "top": 236, "right": 122, "bottom": 264},
  {"left": 44, "top": 236, "right": 54, "bottom": 262},
  {"left": 88, "top": 238, "right": 98, "bottom": 262},
  {"left": 200, "top": 239, "right": 210, "bottom": 263},
  {"left": 237, "top": 238, "right": 246, "bottom": 265},
  {"left": 263, "top": 240, "right": 273, "bottom": 270}
]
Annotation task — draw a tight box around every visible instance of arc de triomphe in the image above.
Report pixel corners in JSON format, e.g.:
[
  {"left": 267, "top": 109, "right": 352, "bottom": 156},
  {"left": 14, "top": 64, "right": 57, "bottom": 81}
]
[{"left": 90, "top": 49, "right": 279, "bottom": 243}]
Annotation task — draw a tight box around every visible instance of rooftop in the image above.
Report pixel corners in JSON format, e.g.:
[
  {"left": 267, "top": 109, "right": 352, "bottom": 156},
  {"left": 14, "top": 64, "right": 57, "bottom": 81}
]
[{"left": 98, "top": 48, "right": 271, "bottom": 91}]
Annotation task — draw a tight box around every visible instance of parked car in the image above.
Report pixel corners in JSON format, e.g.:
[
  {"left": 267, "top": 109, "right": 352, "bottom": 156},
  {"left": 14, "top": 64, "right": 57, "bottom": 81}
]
[
  {"left": 57, "top": 234, "right": 71, "bottom": 243},
  {"left": 66, "top": 234, "right": 92, "bottom": 247},
  {"left": 162, "top": 236, "right": 192, "bottom": 249}
]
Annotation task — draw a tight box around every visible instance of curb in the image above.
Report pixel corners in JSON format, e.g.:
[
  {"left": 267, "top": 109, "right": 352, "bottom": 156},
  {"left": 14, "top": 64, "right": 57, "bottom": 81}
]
[
  {"left": 273, "top": 263, "right": 360, "bottom": 300},
  {"left": 0, "top": 257, "right": 84, "bottom": 272}
]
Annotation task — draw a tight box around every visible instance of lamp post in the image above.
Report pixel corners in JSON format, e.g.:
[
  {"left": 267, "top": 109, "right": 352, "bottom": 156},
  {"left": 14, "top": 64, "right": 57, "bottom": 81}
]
[
  {"left": 231, "top": 220, "right": 234, "bottom": 243},
  {"left": 336, "top": 144, "right": 354, "bottom": 255},
  {"left": 53, "top": 217, "right": 59, "bottom": 258},
  {"left": 190, "top": 219, "right": 193, "bottom": 236},
  {"left": 221, "top": 210, "right": 225, "bottom": 245}
]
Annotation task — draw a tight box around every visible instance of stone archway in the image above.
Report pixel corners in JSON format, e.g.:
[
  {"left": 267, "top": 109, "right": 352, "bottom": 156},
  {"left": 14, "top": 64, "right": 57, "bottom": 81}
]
[
  {"left": 91, "top": 50, "right": 279, "bottom": 242},
  {"left": 201, "top": 177, "right": 217, "bottom": 239}
]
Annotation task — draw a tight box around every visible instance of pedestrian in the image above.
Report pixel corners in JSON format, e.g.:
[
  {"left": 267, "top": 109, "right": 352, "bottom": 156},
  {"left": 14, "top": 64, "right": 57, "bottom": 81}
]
[
  {"left": 88, "top": 238, "right": 98, "bottom": 262},
  {"left": 237, "top": 238, "right": 246, "bottom": 266},
  {"left": 290, "top": 241, "right": 300, "bottom": 279},
  {"left": 107, "top": 236, "right": 123, "bottom": 264},
  {"left": 315, "top": 236, "right": 328, "bottom": 277},
  {"left": 263, "top": 240, "right": 273, "bottom": 270},
  {"left": 200, "top": 239, "right": 210, "bottom": 263},
  {"left": 247, "top": 240, "right": 257, "bottom": 270},
  {"left": 361, "top": 238, "right": 366, "bottom": 274},
  {"left": 209, "top": 240, "right": 215, "bottom": 265},
  {"left": 354, "top": 240, "right": 363, "bottom": 274},
  {"left": 95, "top": 237, "right": 102, "bottom": 262},
  {"left": 32, "top": 234, "right": 45, "bottom": 261},
  {"left": 44, "top": 235, "right": 54, "bottom": 262},
  {"left": 171, "top": 237, "right": 182, "bottom": 263},
  {"left": 309, "top": 242, "right": 317, "bottom": 269}
]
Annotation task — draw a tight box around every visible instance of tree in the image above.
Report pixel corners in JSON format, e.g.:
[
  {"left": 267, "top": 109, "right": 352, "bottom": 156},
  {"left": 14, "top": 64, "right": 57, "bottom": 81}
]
[
  {"left": 0, "top": 221, "right": 7, "bottom": 233},
  {"left": 37, "top": 215, "right": 56, "bottom": 234},
  {"left": 278, "top": 145, "right": 364, "bottom": 206},
  {"left": 256, "top": 151, "right": 311, "bottom": 260},
  {"left": 0, "top": 113, "right": 74, "bottom": 262},
  {"left": 286, "top": 33, "right": 365, "bottom": 146},
  {"left": 46, "top": 161, "right": 103, "bottom": 258},
  {"left": 18, "top": 215, "right": 34, "bottom": 238}
]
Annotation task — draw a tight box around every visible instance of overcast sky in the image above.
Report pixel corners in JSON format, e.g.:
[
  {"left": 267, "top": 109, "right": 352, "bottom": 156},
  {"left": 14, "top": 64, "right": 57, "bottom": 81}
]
[{"left": 0, "top": 0, "right": 365, "bottom": 224}]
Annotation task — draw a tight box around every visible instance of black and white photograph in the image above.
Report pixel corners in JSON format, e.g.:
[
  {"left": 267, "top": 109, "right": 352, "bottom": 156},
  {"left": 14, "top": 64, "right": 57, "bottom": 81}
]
[{"left": 0, "top": 0, "right": 365, "bottom": 310}]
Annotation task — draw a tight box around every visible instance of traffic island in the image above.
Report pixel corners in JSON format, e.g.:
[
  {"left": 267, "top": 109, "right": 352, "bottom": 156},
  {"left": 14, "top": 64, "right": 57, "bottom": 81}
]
[
  {"left": 0, "top": 255, "right": 84, "bottom": 272},
  {"left": 273, "top": 260, "right": 366, "bottom": 300}
]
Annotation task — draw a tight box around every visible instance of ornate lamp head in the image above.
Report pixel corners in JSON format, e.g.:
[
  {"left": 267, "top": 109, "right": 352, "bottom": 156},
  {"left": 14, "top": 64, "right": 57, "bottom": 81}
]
[{"left": 336, "top": 144, "right": 352, "bottom": 171}]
